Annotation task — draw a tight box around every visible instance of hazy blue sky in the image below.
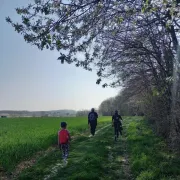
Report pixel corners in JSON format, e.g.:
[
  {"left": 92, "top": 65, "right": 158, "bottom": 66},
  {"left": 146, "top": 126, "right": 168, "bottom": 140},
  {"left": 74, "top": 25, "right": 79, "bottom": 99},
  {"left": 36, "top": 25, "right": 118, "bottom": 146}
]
[{"left": 0, "top": 0, "right": 119, "bottom": 111}]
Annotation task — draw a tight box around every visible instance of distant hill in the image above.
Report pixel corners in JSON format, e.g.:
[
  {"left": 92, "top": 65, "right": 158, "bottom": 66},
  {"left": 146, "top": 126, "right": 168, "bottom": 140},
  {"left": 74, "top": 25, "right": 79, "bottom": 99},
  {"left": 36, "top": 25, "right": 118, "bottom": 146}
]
[{"left": 0, "top": 110, "right": 77, "bottom": 117}]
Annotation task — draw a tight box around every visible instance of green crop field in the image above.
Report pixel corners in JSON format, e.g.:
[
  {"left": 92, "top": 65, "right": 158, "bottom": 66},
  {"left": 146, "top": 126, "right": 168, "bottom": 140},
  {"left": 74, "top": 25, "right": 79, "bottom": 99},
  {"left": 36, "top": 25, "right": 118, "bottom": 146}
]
[
  {"left": 1, "top": 116, "right": 180, "bottom": 180},
  {"left": 0, "top": 116, "right": 111, "bottom": 172}
]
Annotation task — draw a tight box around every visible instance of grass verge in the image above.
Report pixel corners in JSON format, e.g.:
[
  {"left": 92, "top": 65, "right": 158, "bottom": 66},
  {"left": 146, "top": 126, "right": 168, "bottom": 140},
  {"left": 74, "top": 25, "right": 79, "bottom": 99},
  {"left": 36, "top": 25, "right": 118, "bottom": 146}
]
[
  {"left": 126, "top": 116, "right": 180, "bottom": 180},
  {"left": 17, "top": 122, "right": 130, "bottom": 180}
]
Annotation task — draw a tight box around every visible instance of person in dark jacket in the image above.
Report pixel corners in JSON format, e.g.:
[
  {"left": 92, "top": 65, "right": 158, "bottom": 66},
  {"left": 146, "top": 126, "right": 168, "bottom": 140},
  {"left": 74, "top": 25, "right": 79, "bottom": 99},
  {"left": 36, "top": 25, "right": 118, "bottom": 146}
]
[
  {"left": 112, "top": 110, "right": 123, "bottom": 141},
  {"left": 88, "top": 108, "right": 98, "bottom": 136}
]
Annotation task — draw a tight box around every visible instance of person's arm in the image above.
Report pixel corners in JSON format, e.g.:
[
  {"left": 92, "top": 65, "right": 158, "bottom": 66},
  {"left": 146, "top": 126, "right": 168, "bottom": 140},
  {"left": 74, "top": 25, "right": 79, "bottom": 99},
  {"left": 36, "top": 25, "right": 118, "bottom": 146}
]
[
  {"left": 68, "top": 131, "right": 71, "bottom": 142},
  {"left": 88, "top": 113, "right": 90, "bottom": 125},
  {"left": 119, "top": 115, "right": 123, "bottom": 120},
  {"left": 58, "top": 131, "right": 59, "bottom": 146},
  {"left": 96, "top": 112, "right": 98, "bottom": 126},
  {"left": 112, "top": 115, "right": 114, "bottom": 126},
  {"left": 95, "top": 119, "right": 97, "bottom": 126}
]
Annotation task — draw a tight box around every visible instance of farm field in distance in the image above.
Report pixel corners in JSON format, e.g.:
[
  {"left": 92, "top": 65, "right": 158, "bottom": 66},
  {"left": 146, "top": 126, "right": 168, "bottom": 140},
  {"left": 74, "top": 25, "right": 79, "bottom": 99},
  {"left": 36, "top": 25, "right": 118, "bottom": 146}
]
[{"left": 0, "top": 116, "right": 111, "bottom": 172}]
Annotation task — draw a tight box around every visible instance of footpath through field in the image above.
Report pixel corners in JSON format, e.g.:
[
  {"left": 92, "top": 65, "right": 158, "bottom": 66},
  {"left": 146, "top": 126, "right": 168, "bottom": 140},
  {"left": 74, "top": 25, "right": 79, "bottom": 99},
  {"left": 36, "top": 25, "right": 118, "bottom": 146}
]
[
  {"left": 17, "top": 120, "right": 132, "bottom": 180},
  {"left": 14, "top": 116, "right": 180, "bottom": 180}
]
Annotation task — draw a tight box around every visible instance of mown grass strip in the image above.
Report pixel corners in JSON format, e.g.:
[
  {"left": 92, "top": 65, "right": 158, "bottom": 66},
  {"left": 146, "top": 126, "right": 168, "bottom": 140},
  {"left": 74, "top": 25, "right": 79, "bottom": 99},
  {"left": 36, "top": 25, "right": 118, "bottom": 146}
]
[
  {"left": 17, "top": 121, "right": 130, "bottom": 180},
  {"left": 126, "top": 117, "right": 180, "bottom": 180},
  {"left": 0, "top": 117, "right": 110, "bottom": 173}
]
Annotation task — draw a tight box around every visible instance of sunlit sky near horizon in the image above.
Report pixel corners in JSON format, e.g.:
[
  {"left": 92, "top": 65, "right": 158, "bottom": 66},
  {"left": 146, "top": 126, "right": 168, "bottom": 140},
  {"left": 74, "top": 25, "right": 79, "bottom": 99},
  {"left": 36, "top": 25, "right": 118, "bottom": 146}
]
[{"left": 0, "top": 0, "right": 119, "bottom": 111}]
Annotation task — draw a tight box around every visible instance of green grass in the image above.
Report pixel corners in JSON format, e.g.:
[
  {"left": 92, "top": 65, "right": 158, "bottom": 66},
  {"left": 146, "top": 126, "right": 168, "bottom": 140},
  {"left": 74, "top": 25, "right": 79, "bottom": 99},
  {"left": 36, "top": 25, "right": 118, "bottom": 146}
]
[
  {"left": 126, "top": 117, "right": 180, "bottom": 180},
  {"left": 0, "top": 116, "right": 110, "bottom": 172},
  {"left": 18, "top": 122, "right": 128, "bottom": 180},
  {"left": 2, "top": 116, "right": 180, "bottom": 180}
]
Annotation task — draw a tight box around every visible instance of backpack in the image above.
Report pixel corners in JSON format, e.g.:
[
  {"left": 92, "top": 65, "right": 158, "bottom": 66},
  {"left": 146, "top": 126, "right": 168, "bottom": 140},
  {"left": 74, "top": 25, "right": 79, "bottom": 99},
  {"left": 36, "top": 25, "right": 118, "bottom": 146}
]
[
  {"left": 89, "top": 112, "right": 96, "bottom": 122},
  {"left": 114, "top": 114, "right": 120, "bottom": 123},
  {"left": 59, "top": 129, "right": 69, "bottom": 144}
]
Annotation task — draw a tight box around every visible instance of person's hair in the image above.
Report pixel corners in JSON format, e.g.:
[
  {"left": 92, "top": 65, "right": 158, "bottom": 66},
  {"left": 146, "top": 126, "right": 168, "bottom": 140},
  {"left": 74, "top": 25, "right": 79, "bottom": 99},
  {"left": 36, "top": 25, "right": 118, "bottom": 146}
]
[
  {"left": 91, "top": 108, "right": 95, "bottom": 112},
  {"left": 61, "top": 122, "right": 67, "bottom": 128}
]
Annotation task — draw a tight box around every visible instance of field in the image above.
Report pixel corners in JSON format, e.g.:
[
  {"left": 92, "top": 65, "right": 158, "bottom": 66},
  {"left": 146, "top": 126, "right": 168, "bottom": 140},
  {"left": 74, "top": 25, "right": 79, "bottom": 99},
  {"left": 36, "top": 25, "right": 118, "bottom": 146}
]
[
  {"left": 1, "top": 116, "right": 180, "bottom": 180},
  {"left": 0, "top": 116, "right": 110, "bottom": 172}
]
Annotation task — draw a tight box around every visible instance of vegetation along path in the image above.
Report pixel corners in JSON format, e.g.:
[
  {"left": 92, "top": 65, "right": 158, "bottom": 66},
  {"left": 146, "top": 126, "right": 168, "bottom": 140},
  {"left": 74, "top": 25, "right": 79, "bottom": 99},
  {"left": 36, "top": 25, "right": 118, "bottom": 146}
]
[
  {"left": 2, "top": 117, "right": 180, "bottom": 180},
  {"left": 17, "top": 121, "right": 131, "bottom": 180}
]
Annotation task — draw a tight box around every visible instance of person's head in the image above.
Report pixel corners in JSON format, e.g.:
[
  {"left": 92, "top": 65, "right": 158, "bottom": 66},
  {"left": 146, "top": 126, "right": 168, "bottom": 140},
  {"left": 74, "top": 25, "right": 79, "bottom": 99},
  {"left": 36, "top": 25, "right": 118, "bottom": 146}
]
[
  {"left": 61, "top": 122, "right": 67, "bottom": 129},
  {"left": 91, "top": 108, "right": 95, "bottom": 112},
  {"left": 115, "top": 110, "right": 118, "bottom": 114}
]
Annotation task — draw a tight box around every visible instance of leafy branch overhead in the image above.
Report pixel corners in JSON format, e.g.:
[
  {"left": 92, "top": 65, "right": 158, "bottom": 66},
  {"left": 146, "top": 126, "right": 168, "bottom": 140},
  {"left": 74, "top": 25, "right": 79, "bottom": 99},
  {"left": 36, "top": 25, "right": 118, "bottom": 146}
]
[
  {"left": 6, "top": 0, "right": 180, "bottom": 149},
  {"left": 6, "top": 0, "right": 179, "bottom": 88}
]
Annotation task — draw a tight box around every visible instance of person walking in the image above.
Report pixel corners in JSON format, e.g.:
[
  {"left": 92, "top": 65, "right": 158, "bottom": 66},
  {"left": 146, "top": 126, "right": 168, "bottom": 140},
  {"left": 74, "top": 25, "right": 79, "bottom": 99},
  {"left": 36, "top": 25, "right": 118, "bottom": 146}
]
[
  {"left": 88, "top": 108, "right": 98, "bottom": 136},
  {"left": 58, "top": 122, "right": 71, "bottom": 165},
  {"left": 112, "top": 110, "right": 123, "bottom": 141}
]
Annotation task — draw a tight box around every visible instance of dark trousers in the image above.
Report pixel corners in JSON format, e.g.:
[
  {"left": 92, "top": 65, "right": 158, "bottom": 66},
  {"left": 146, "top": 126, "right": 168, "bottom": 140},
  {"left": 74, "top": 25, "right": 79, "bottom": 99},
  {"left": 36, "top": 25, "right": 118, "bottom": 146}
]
[
  {"left": 114, "top": 122, "right": 122, "bottom": 137},
  {"left": 90, "top": 123, "right": 97, "bottom": 135},
  {"left": 59, "top": 144, "right": 69, "bottom": 159}
]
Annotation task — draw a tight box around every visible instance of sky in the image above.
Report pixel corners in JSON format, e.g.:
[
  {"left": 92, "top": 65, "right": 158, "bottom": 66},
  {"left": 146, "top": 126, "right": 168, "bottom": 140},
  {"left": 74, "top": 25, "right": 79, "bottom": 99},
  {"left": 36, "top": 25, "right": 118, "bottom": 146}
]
[{"left": 0, "top": 0, "right": 119, "bottom": 111}]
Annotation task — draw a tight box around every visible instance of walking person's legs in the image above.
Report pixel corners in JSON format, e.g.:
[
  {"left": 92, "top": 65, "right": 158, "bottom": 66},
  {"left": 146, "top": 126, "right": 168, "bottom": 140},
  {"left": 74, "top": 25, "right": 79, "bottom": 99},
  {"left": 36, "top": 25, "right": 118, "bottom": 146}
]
[
  {"left": 61, "top": 144, "right": 69, "bottom": 165},
  {"left": 117, "top": 123, "right": 121, "bottom": 138},
  {"left": 90, "top": 124, "right": 93, "bottom": 135},
  {"left": 119, "top": 122, "right": 122, "bottom": 135},
  {"left": 93, "top": 125, "right": 97, "bottom": 135},
  {"left": 119, "top": 127, "right": 122, "bottom": 135},
  {"left": 61, "top": 144, "right": 66, "bottom": 160},
  {"left": 91, "top": 125, "right": 95, "bottom": 135},
  {"left": 114, "top": 123, "right": 118, "bottom": 141},
  {"left": 64, "top": 144, "right": 69, "bottom": 160},
  {"left": 90, "top": 122, "right": 96, "bottom": 136}
]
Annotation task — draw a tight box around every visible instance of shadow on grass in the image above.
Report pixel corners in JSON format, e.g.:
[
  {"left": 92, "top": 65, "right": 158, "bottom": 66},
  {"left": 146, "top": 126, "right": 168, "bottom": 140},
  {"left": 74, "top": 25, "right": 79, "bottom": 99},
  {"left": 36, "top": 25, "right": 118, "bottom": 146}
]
[
  {"left": 18, "top": 123, "right": 130, "bottom": 180},
  {"left": 127, "top": 117, "right": 180, "bottom": 180}
]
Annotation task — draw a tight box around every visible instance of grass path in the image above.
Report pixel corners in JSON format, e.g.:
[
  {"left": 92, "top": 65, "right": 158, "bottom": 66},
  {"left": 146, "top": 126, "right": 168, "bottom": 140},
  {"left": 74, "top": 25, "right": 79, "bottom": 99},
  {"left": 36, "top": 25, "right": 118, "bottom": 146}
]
[
  {"left": 44, "top": 124, "right": 111, "bottom": 180},
  {"left": 17, "top": 122, "right": 131, "bottom": 180},
  {"left": 3, "top": 116, "right": 180, "bottom": 180}
]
